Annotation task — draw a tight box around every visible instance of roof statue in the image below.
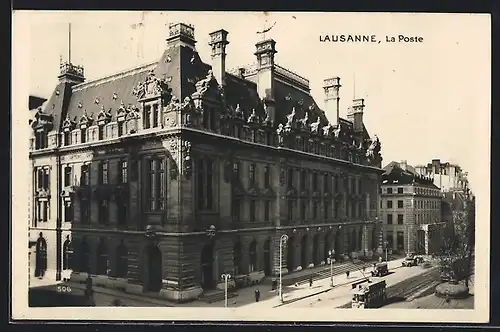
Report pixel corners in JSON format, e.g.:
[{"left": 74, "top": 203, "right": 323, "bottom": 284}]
[
  {"left": 285, "top": 107, "right": 297, "bottom": 132},
  {"left": 366, "top": 135, "right": 382, "bottom": 166},
  {"left": 333, "top": 123, "right": 342, "bottom": 138},
  {"left": 299, "top": 111, "right": 309, "bottom": 129},
  {"left": 276, "top": 123, "right": 285, "bottom": 146},
  {"left": 247, "top": 109, "right": 260, "bottom": 124},
  {"left": 194, "top": 70, "right": 216, "bottom": 96},
  {"left": 310, "top": 116, "right": 321, "bottom": 134},
  {"left": 322, "top": 123, "right": 334, "bottom": 137}
]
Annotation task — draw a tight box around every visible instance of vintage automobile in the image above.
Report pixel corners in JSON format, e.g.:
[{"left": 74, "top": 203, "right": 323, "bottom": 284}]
[
  {"left": 371, "top": 262, "right": 389, "bottom": 277},
  {"left": 402, "top": 256, "right": 417, "bottom": 267}
]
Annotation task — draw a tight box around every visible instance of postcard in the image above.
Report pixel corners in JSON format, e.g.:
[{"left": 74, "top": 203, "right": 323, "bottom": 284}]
[{"left": 11, "top": 10, "right": 490, "bottom": 323}]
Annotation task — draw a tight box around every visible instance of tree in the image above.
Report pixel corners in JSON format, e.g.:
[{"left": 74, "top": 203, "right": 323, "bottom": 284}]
[{"left": 437, "top": 199, "right": 475, "bottom": 287}]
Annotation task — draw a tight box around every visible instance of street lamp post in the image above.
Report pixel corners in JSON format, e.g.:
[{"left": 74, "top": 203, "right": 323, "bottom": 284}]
[
  {"left": 328, "top": 250, "right": 335, "bottom": 287},
  {"left": 384, "top": 241, "right": 388, "bottom": 262},
  {"left": 279, "top": 234, "right": 289, "bottom": 303},
  {"left": 221, "top": 273, "right": 231, "bottom": 308}
]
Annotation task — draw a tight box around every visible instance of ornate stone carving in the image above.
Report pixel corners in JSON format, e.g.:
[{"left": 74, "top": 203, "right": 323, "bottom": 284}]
[
  {"left": 182, "top": 141, "right": 192, "bottom": 179},
  {"left": 132, "top": 70, "right": 171, "bottom": 100},
  {"left": 62, "top": 114, "right": 77, "bottom": 132},
  {"left": 31, "top": 110, "right": 54, "bottom": 131},
  {"left": 322, "top": 123, "right": 334, "bottom": 137},
  {"left": 285, "top": 108, "right": 297, "bottom": 132},
  {"left": 79, "top": 110, "right": 93, "bottom": 129},
  {"left": 97, "top": 105, "right": 112, "bottom": 126}
]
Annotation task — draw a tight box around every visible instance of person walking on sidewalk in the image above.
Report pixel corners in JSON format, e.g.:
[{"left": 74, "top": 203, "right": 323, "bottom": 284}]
[
  {"left": 346, "top": 270, "right": 350, "bottom": 279},
  {"left": 309, "top": 277, "right": 313, "bottom": 288},
  {"left": 254, "top": 288, "right": 261, "bottom": 302}
]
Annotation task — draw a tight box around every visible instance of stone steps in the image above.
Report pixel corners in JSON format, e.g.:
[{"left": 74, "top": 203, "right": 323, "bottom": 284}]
[{"left": 198, "top": 290, "right": 239, "bottom": 304}]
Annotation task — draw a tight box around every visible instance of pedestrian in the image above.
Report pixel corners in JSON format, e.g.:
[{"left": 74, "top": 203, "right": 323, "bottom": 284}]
[
  {"left": 346, "top": 270, "right": 350, "bottom": 278},
  {"left": 362, "top": 266, "right": 366, "bottom": 274},
  {"left": 309, "top": 277, "right": 313, "bottom": 288},
  {"left": 254, "top": 288, "right": 260, "bottom": 302}
]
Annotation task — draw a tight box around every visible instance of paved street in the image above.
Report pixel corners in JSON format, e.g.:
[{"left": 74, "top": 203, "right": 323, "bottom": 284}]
[{"left": 285, "top": 260, "right": 438, "bottom": 308}]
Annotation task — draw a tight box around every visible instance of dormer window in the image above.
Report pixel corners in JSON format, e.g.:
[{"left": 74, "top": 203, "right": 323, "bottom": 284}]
[
  {"left": 117, "top": 102, "right": 127, "bottom": 136},
  {"left": 81, "top": 128, "right": 87, "bottom": 143},
  {"left": 97, "top": 106, "right": 112, "bottom": 140},
  {"left": 35, "top": 130, "right": 48, "bottom": 150},
  {"left": 79, "top": 110, "right": 93, "bottom": 144},
  {"left": 63, "top": 131, "right": 71, "bottom": 146}
]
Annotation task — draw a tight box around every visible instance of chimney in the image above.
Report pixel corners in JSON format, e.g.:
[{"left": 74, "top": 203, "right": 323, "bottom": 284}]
[
  {"left": 400, "top": 160, "right": 407, "bottom": 171},
  {"left": 208, "top": 29, "right": 229, "bottom": 87},
  {"left": 255, "top": 39, "right": 277, "bottom": 124},
  {"left": 166, "top": 23, "right": 196, "bottom": 50},
  {"left": 323, "top": 77, "right": 341, "bottom": 126},
  {"left": 347, "top": 98, "right": 365, "bottom": 133}
]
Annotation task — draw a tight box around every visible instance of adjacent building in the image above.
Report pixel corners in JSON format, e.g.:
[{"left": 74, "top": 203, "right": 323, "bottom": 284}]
[
  {"left": 380, "top": 161, "right": 443, "bottom": 255},
  {"left": 415, "top": 159, "right": 469, "bottom": 193},
  {"left": 28, "top": 23, "right": 384, "bottom": 301}
]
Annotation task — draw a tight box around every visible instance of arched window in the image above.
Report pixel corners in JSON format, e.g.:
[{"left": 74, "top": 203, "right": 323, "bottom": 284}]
[
  {"left": 249, "top": 240, "right": 257, "bottom": 273},
  {"left": 35, "top": 235, "right": 47, "bottom": 277},
  {"left": 233, "top": 241, "right": 242, "bottom": 275},
  {"left": 96, "top": 239, "right": 109, "bottom": 275},
  {"left": 116, "top": 242, "right": 128, "bottom": 278},
  {"left": 80, "top": 237, "right": 90, "bottom": 273},
  {"left": 63, "top": 237, "right": 74, "bottom": 270}
]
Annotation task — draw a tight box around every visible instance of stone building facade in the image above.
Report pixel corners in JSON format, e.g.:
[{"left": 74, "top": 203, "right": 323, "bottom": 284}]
[
  {"left": 380, "top": 161, "right": 442, "bottom": 255},
  {"left": 28, "top": 23, "right": 384, "bottom": 301}
]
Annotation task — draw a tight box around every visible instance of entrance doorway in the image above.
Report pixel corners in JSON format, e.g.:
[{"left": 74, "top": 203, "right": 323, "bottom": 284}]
[
  {"left": 35, "top": 235, "right": 47, "bottom": 278},
  {"left": 286, "top": 236, "right": 295, "bottom": 272},
  {"left": 301, "top": 235, "right": 308, "bottom": 269},
  {"left": 145, "top": 245, "right": 162, "bottom": 292},
  {"left": 263, "top": 239, "right": 271, "bottom": 276},
  {"left": 201, "top": 244, "right": 214, "bottom": 290}
]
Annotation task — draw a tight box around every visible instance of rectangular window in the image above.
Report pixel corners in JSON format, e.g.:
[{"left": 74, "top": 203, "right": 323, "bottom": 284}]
[
  {"left": 386, "top": 231, "right": 394, "bottom": 249},
  {"left": 99, "top": 162, "right": 108, "bottom": 185},
  {"left": 323, "top": 174, "right": 329, "bottom": 192},
  {"left": 232, "top": 199, "right": 241, "bottom": 222},
  {"left": 98, "top": 126, "right": 104, "bottom": 140},
  {"left": 264, "top": 201, "right": 270, "bottom": 221},
  {"left": 147, "top": 158, "right": 166, "bottom": 211},
  {"left": 387, "top": 200, "right": 393, "bottom": 209},
  {"left": 197, "top": 159, "right": 214, "bottom": 210},
  {"left": 287, "top": 200, "right": 294, "bottom": 220},
  {"left": 81, "top": 165, "right": 90, "bottom": 186},
  {"left": 64, "top": 166, "right": 72, "bottom": 187},
  {"left": 387, "top": 187, "right": 393, "bottom": 194},
  {"left": 398, "top": 214, "right": 404, "bottom": 224},
  {"left": 64, "top": 131, "right": 71, "bottom": 146},
  {"left": 117, "top": 200, "right": 127, "bottom": 225},
  {"left": 118, "top": 122, "right": 124, "bottom": 136},
  {"left": 81, "top": 129, "right": 86, "bottom": 143},
  {"left": 397, "top": 200, "right": 404, "bottom": 208},
  {"left": 80, "top": 199, "right": 90, "bottom": 224},
  {"left": 143, "top": 105, "right": 151, "bottom": 129},
  {"left": 249, "top": 164, "right": 256, "bottom": 186},
  {"left": 233, "top": 162, "right": 240, "bottom": 181},
  {"left": 312, "top": 173, "right": 318, "bottom": 191},
  {"left": 333, "top": 175, "right": 337, "bottom": 192},
  {"left": 64, "top": 203, "right": 73, "bottom": 222},
  {"left": 300, "top": 200, "right": 307, "bottom": 220},
  {"left": 387, "top": 214, "right": 393, "bottom": 224},
  {"left": 152, "top": 104, "right": 159, "bottom": 128},
  {"left": 323, "top": 200, "right": 329, "bottom": 219},
  {"left": 300, "top": 170, "right": 306, "bottom": 190},
  {"left": 99, "top": 199, "right": 109, "bottom": 224},
  {"left": 312, "top": 201, "right": 318, "bottom": 219},
  {"left": 397, "top": 231, "right": 405, "bottom": 251},
  {"left": 380, "top": 200, "right": 382, "bottom": 208},
  {"left": 397, "top": 187, "right": 403, "bottom": 194},
  {"left": 250, "top": 200, "right": 256, "bottom": 221},
  {"left": 264, "top": 165, "right": 271, "bottom": 188},
  {"left": 287, "top": 168, "right": 294, "bottom": 188},
  {"left": 120, "top": 160, "right": 128, "bottom": 184}
]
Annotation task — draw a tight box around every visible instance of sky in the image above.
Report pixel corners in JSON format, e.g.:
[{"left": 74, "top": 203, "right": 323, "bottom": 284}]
[{"left": 21, "top": 11, "right": 490, "bottom": 191}]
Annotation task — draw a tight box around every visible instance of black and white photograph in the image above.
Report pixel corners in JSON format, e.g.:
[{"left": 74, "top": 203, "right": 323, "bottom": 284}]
[{"left": 12, "top": 11, "right": 490, "bottom": 322}]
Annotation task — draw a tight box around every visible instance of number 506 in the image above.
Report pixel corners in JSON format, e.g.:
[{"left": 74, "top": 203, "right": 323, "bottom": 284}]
[{"left": 57, "top": 285, "right": 72, "bottom": 293}]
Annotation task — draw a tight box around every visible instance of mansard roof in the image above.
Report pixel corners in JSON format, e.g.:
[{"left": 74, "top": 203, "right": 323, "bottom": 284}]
[{"left": 382, "top": 161, "right": 439, "bottom": 189}]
